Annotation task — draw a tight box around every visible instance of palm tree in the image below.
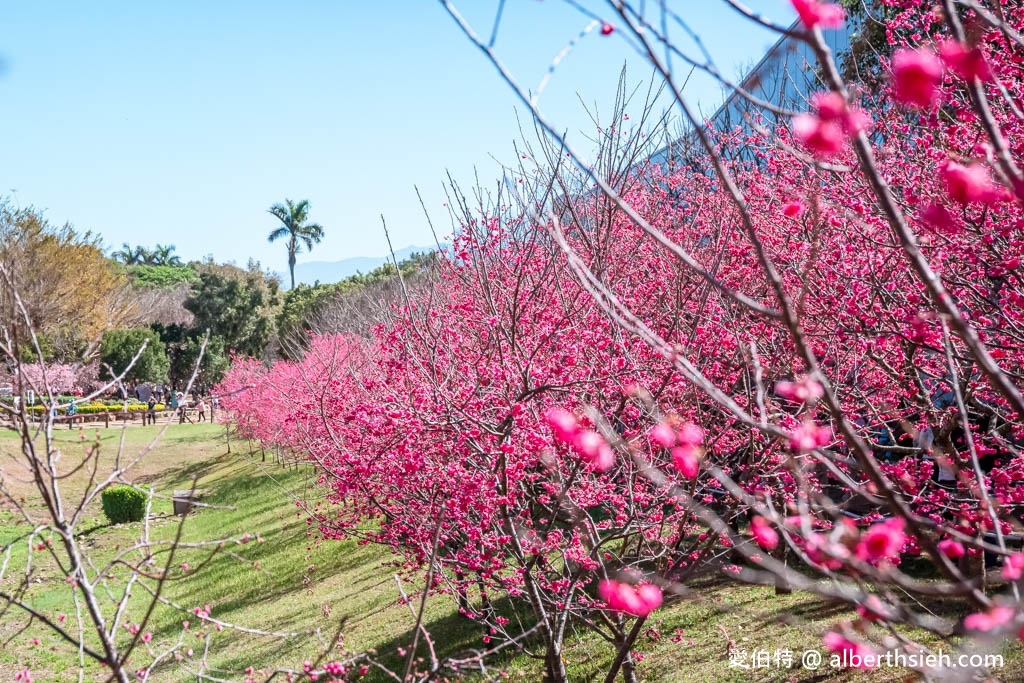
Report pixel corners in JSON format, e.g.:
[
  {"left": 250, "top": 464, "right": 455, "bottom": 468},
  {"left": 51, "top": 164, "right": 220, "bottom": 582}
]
[
  {"left": 267, "top": 199, "right": 324, "bottom": 289},
  {"left": 112, "top": 243, "right": 185, "bottom": 267},
  {"left": 111, "top": 243, "right": 134, "bottom": 264},
  {"left": 152, "top": 244, "right": 183, "bottom": 267},
  {"left": 111, "top": 243, "right": 148, "bottom": 265}
]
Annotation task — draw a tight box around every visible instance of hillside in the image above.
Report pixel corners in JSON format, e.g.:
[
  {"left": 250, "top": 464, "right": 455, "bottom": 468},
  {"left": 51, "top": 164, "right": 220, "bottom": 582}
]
[{"left": 285, "top": 244, "right": 440, "bottom": 287}]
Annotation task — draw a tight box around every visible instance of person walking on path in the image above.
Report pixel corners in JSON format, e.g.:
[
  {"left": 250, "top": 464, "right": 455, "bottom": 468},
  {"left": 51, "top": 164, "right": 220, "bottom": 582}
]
[
  {"left": 170, "top": 391, "right": 185, "bottom": 424},
  {"left": 197, "top": 398, "right": 207, "bottom": 423}
]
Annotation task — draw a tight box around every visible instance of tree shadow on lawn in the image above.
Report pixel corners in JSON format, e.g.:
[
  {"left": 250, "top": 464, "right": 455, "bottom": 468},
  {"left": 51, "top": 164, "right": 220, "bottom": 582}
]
[
  {"left": 134, "top": 451, "right": 236, "bottom": 490},
  {"left": 148, "top": 517, "right": 384, "bottom": 638},
  {"left": 685, "top": 560, "right": 976, "bottom": 624},
  {"left": 75, "top": 520, "right": 117, "bottom": 538},
  {"left": 155, "top": 567, "right": 542, "bottom": 682},
  {"left": 759, "top": 597, "right": 853, "bottom": 626},
  {"left": 358, "top": 595, "right": 539, "bottom": 682}
]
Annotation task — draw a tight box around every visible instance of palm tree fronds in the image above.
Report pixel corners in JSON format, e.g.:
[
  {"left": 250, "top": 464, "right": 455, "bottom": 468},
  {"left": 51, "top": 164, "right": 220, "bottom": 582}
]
[{"left": 266, "top": 198, "right": 325, "bottom": 289}]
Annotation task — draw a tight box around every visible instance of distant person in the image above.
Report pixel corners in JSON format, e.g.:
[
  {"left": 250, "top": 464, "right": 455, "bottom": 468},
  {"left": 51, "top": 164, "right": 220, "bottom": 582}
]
[
  {"left": 197, "top": 398, "right": 206, "bottom": 423},
  {"left": 146, "top": 396, "right": 157, "bottom": 426},
  {"left": 177, "top": 392, "right": 189, "bottom": 424},
  {"left": 169, "top": 391, "right": 181, "bottom": 423}
]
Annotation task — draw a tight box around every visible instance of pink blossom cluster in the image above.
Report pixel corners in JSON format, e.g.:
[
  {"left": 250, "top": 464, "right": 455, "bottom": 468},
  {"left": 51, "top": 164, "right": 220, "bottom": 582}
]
[{"left": 598, "top": 580, "right": 663, "bottom": 617}]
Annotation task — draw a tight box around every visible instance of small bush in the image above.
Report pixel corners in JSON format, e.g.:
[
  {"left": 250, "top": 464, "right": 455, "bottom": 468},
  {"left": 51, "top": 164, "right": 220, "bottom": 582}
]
[{"left": 101, "top": 484, "right": 149, "bottom": 524}]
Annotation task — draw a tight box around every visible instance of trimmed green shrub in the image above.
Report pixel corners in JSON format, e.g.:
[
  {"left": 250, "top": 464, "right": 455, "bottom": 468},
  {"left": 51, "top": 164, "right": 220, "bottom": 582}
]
[{"left": 101, "top": 484, "right": 148, "bottom": 524}]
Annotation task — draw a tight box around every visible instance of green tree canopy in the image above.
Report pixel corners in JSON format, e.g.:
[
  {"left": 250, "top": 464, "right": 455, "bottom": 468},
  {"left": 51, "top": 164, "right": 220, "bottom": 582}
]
[
  {"left": 99, "top": 329, "right": 169, "bottom": 384},
  {"left": 167, "top": 334, "right": 230, "bottom": 389},
  {"left": 184, "top": 268, "right": 278, "bottom": 357},
  {"left": 124, "top": 264, "right": 199, "bottom": 289}
]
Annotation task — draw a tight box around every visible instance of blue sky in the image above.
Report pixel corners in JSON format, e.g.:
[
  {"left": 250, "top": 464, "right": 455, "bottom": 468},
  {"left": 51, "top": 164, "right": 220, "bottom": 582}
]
[{"left": 0, "top": 1, "right": 794, "bottom": 276}]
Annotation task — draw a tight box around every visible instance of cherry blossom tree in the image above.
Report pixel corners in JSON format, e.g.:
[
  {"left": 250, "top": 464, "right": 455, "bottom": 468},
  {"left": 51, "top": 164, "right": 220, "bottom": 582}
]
[{"left": 222, "top": 0, "right": 1024, "bottom": 680}]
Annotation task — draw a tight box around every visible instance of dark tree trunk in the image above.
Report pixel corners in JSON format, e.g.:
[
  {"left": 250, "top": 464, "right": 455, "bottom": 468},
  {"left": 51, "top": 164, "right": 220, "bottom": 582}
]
[
  {"left": 543, "top": 636, "right": 568, "bottom": 683},
  {"left": 605, "top": 616, "right": 646, "bottom": 683},
  {"left": 774, "top": 543, "right": 791, "bottom": 595}
]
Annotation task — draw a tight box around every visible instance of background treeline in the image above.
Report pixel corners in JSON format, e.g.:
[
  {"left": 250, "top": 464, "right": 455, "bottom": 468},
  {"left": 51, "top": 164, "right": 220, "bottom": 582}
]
[{"left": 0, "top": 198, "right": 436, "bottom": 393}]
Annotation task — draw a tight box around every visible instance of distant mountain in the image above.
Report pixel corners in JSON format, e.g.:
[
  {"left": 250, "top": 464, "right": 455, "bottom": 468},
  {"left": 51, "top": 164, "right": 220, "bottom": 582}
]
[{"left": 283, "top": 244, "right": 439, "bottom": 287}]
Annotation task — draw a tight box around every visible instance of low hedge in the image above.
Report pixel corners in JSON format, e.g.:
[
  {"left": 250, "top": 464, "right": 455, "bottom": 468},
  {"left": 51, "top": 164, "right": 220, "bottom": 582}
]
[
  {"left": 101, "top": 484, "right": 149, "bottom": 524},
  {"left": 26, "top": 402, "right": 165, "bottom": 415}
]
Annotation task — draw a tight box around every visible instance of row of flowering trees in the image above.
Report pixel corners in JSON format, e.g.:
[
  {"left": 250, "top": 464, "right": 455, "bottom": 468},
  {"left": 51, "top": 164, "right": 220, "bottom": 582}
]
[{"left": 221, "top": 0, "right": 1024, "bottom": 679}]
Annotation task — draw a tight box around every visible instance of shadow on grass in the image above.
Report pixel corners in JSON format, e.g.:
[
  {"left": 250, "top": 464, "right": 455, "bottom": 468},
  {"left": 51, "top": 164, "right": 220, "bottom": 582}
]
[
  {"left": 135, "top": 451, "right": 236, "bottom": 489},
  {"left": 760, "top": 597, "right": 851, "bottom": 626},
  {"left": 142, "top": 463, "right": 336, "bottom": 628},
  {"left": 357, "top": 595, "right": 540, "bottom": 682},
  {"left": 75, "top": 520, "right": 116, "bottom": 538}
]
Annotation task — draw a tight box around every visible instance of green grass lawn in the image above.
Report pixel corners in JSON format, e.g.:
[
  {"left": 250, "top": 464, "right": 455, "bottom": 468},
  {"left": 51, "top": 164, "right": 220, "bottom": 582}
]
[{"left": 1, "top": 424, "right": 1022, "bottom": 681}]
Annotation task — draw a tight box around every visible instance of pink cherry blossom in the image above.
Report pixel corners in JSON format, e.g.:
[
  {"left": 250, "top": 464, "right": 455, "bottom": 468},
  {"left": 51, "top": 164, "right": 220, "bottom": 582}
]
[
  {"left": 792, "top": 113, "right": 845, "bottom": 156},
  {"left": 856, "top": 595, "right": 892, "bottom": 623},
  {"left": 793, "top": 92, "right": 868, "bottom": 156},
  {"left": 919, "top": 202, "right": 961, "bottom": 234},
  {"left": 212, "top": 8, "right": 1024, "bottom": 671},
  {"left": 940, "top": 41, "right": 993, "bottom": 82},
  {"left": 649, "top": 422, "right": 676, "bottom": 448},
  {"left": 751, "top": 516, "right": 779, "bottom": 550},
  {"left": 891, "top": 48, "right": 943, "bottom": 109},
  {"left": 941, "top": 161, "right": 1008, "bottom": 205},
  {"left": 636, "top": 584, "right": 663, "bottom": 612},
  {"left": 788, "top": 420, "right": 831, "bottom": 453},
  {"left": 1003, "top": 553, "right": 1024, "bottom": 581},
  {"left": 822, "top": 632, "right": 877, "bottom": 669},
  {"left": 938, "top": 539, "right": 965, "bottom": 559},
  {"left": 782, "top": 201, "right": 805, "bottom": 218},
  {"left": 572, "top": 430, "right": 615, "bottom": 471},
  {"left": 672, "top": 444, "right": 700, "bottom": 479},
  {"left": 599, "top": 580, "right": 662, "bottom": 616},
  {"left": 776, "top": 376, "right": 824, "bottom": 403},
  {"left": 676, "top": 423, "right": 703, "bottom": 446},
  {"left": 964, "top": 605, "right": 1015, "bottom": 632},
  {"left": 791, "top": 0, "right": 844, "bottom": 30},
  {"left": 855, "top": 518, "right": 907, "bottom": 563},
  {"left": 544, "top": 407, "right": 579, "bottom": 443}
]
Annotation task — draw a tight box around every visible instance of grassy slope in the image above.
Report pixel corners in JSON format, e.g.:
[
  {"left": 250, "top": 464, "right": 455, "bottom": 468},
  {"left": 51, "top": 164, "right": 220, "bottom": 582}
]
[{"left": 1, "top": 425, "right": 1021, "bottom": 681}]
